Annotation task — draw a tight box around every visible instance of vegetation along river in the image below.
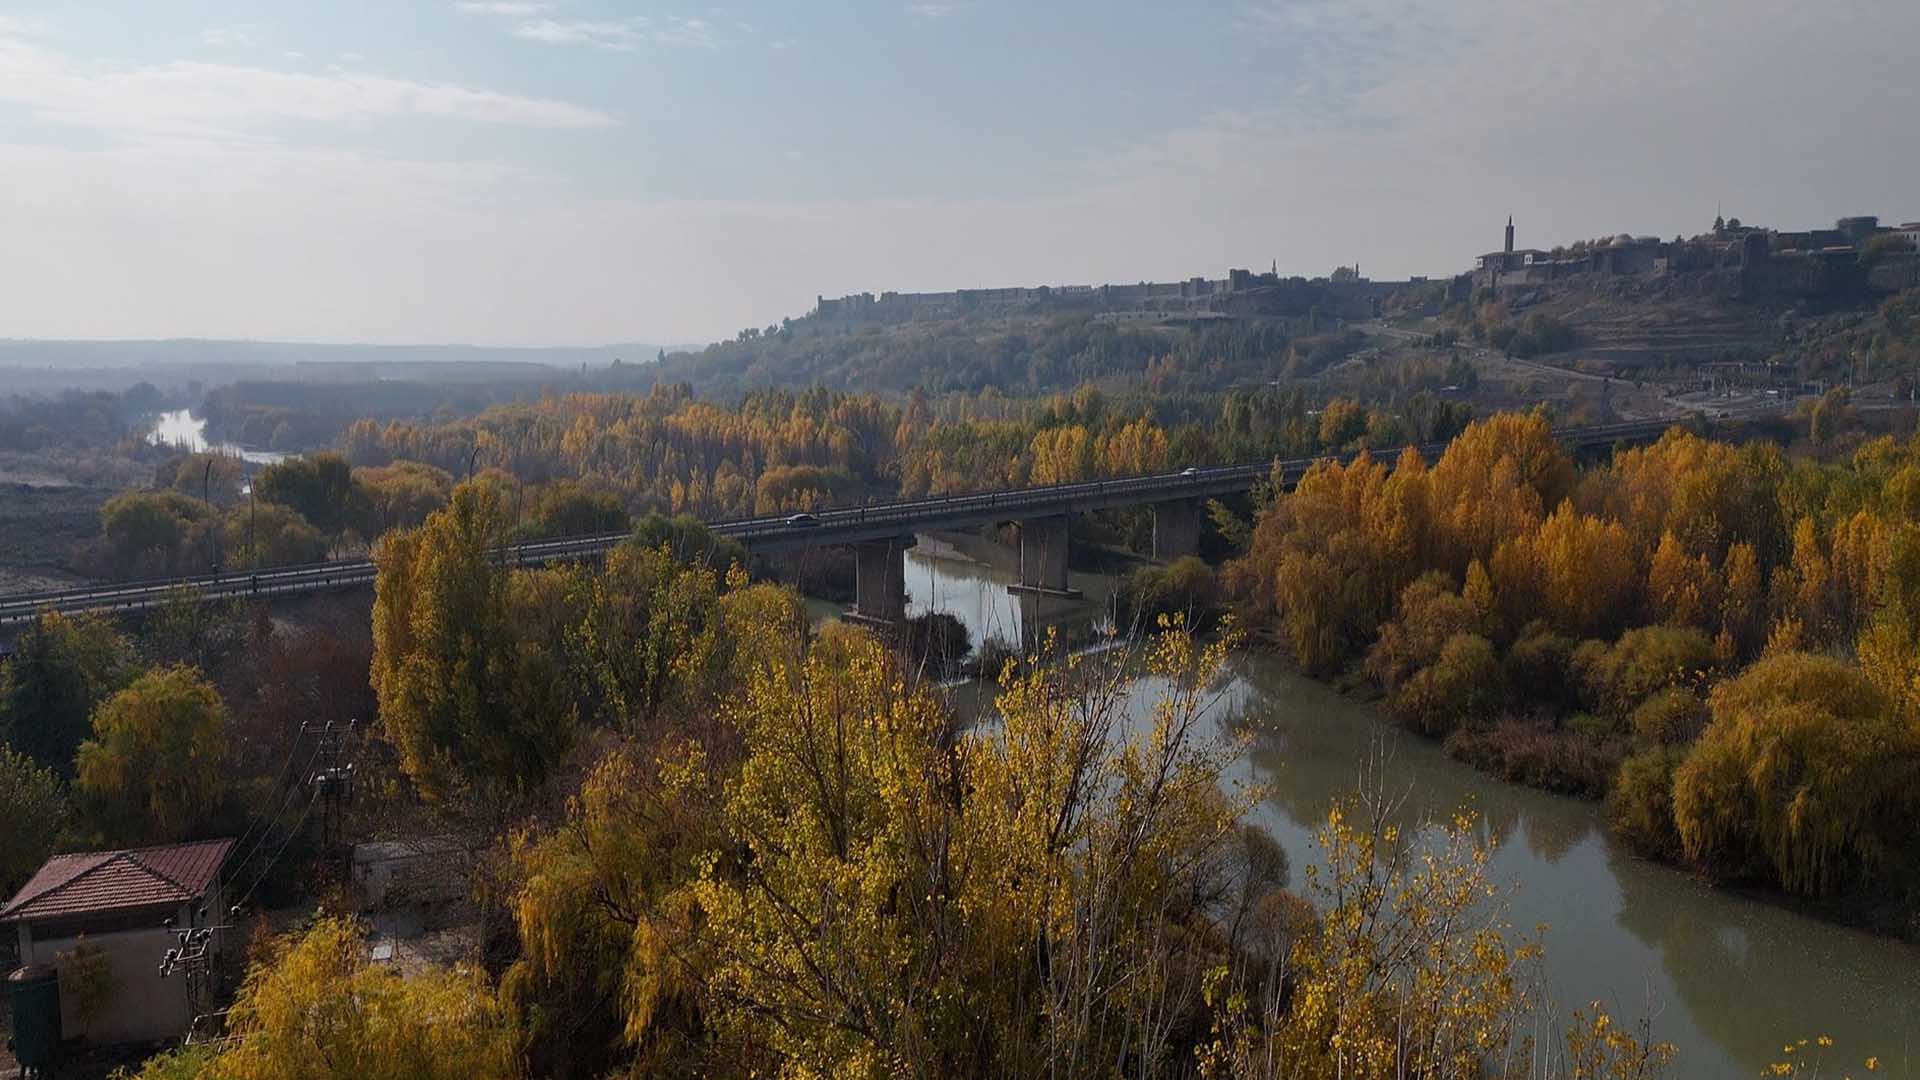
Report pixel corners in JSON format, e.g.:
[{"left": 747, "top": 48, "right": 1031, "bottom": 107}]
[{"left": 910, "top": 545, "right": 1920, "bottom": 1079}]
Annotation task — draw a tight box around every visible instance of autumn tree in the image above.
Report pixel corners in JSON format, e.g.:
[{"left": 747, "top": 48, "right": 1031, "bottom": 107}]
[
  {"left": 1672, "top": 653, "right": 1920, "bottom": 897},
  {"left": 0, "top": 610, "right": 134, "bottom": 775},
  {"left": 353, "top": 459, "right": 453, "bottom": 535},
  {"left": 223, "top": 501, "right": 328, "bottom": 569},
  {"left": 370, "top": 483, "right": 576, "bottom": 804},
  {"left": 136, "top": 917, "right": 518, "bottom": 1080},
  {"left": 75, "top": 665, "right": 228, "bottom": 845},
  {"left": 569, "top": 545, "right": 728, "bottom": 735},
  {"left": 100, "top": 489, "right": 218, "bottom": 577}
]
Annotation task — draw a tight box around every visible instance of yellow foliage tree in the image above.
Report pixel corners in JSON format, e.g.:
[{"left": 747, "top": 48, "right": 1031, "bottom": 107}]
[
  {"left": 141, "top": 917, "right": 518, "bottom": 1080},
  {"left": 75, "top": 665, "right": 227, "bottom": 845},
  {"left": 1673, "top": 653, "right": 1920, "bottom": 896}
]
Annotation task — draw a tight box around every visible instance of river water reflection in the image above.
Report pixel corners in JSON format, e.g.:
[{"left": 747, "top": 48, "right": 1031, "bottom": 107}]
[
  {"left": 149, "top": 408, "right": 287, "bottom": 465},
  {"left": 919, "top": 545, "right": 1920, "bottom": 1077}
]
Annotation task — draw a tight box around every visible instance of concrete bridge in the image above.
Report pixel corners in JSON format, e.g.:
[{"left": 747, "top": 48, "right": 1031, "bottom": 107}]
[{"left": 0, "top": 418, "right": 1683, "bottom": 632}]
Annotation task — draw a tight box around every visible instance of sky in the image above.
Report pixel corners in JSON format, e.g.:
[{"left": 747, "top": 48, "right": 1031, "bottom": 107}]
[{"left": 0, "top": 1, "right": 1916, "bottom": 347}]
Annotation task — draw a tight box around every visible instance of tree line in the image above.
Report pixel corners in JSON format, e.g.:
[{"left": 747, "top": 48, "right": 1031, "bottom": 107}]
[
  {"left": 117, "top": 481, "right": 1699, "bottom": 1078},
  {"left": 1223, "top": 411, "right": 1920, "bottom": 930}
]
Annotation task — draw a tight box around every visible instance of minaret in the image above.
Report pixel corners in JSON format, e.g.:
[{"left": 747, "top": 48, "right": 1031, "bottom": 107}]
[{"left": 1505, "top": 215, "right": 1515, "bottom": 255}]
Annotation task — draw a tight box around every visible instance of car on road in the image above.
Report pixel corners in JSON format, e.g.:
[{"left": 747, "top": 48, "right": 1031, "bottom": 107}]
[
  {"left": 784, "top": 512, "right": 819, "bottom": 528},
  {"left": 1180, "top": 466, "right": 1201, "bottom": 476}
]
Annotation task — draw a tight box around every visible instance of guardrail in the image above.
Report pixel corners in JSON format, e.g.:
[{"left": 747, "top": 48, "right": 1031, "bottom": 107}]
[{"left": 0, "top": 416, "right": 1690, "bottom": 626}]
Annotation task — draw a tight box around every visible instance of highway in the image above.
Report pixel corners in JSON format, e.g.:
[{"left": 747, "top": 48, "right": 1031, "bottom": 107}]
[{"left": 0, "top": 417, "right": 1685, "bottom": 627}]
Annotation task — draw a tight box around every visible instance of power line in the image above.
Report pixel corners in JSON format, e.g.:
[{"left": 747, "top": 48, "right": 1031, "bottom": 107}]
[
  {"left": 228, "top": 740, "right": 326, "bottom": 879},
  {"left": 227, "top": 721, "right": 313, "bottom": 864},
  {"left": 229, "top": 789, "right": 319, "bottom": 916}
]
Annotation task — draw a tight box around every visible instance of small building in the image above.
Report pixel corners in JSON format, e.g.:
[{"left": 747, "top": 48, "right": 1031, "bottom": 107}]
[{"left": 1, "top": 838, "right": 234, "bottom": 1045}]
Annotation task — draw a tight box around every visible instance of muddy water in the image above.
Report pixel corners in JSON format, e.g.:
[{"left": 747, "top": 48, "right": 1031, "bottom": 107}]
[{"left": 922, "top": 548, "right": 1920, "bottom": 1077}]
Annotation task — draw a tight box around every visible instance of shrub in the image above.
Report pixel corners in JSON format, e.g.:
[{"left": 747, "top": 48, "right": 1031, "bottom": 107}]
[
  {"left": 1364, "top": 572, "right": 1477, "bottom": 694},
  {"left": 1672, "top": 653, "right": 1920, "bottom": 897},
  {"left": 903, "top": 611, "right": 972, "bottom": 678},
  {"left": 1575, "top": 625, "right": 1716, "bottom": 721},
  {"left": 1387, "top": 632, "right": 1504, "bottom": 736},
  {"left": 1504, "top": 621, "right": 1579, "bottom": 708},
  {"left": 1607, "top": 746, "right": 1688, "bottom": 859},
  {"left": 1119, "top": 556, "right": 1220, "bottom": 630},
  {"left": 1445, "top": 717, "right": 1623, "bottom": 797},
  {"left": 1628, "top": 686, "right": 1706, "bottom": 746}
]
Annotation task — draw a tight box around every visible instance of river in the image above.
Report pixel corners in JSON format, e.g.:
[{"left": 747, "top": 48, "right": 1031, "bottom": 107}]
[
  {"left": 148, "top": 409, "right": 288, "bottom": 465},
  {"left": 908, "top": 544, "right": 1920, "bottom": 1078}
]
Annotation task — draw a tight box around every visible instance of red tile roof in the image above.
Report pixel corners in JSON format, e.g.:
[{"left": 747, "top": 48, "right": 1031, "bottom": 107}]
[{"left": 0, "top": 839, "right": 234, "bottom": 924}]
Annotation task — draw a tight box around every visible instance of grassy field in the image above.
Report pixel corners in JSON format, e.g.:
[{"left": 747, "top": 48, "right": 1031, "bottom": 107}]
[{"left": 0, "top": 480, "right": 108, "bottom": 591}]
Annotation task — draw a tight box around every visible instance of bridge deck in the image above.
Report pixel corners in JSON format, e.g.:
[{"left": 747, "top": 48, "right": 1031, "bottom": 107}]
[{"left": 0, "top": 418, "right": 1683, "bottom": 625}]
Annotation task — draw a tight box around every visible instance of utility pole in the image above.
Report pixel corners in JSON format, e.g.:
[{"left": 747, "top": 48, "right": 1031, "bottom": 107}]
[
  {"left": 205, "top": 458, "right": 220, "bottom": 572},
  {"left": 309, "top": 720, "right": 358, "bottom": 878},
  {"left": 160, "top": 910, "right": 233, "bottom": 1038}
]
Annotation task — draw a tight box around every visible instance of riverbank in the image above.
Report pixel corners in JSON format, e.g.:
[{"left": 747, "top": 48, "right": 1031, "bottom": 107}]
[
  {"left": 1271, "top": 642, "right": 1920, "bottom": 944},
  {"left": 944, "top": 632, "right": 1920, "bottom": 1078}
]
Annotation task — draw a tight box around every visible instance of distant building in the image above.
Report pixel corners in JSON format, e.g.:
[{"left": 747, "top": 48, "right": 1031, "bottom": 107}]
[
  {"left": 1836, "top": 216, "right": 1881, "bottom": 243},
  {"left": 1, "top": 839, "right": 234, "bottom": 1045}
]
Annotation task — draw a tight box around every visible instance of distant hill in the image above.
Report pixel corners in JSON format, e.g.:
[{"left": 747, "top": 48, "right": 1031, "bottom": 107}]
[{"left": 0, "top": 338, "right": 698, "bottom": 370}]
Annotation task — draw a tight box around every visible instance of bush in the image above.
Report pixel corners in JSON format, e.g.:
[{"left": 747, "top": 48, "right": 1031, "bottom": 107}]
[
  {"left": 1445, "top": 717, "right": 1623, "bottom": 798},
  {"left": 1628, "top": 686, "right": 1706, "bottom": 746},
  {"left": 1387, "top": 632, "right": 1504, "bottom": 736},
  {"left": 1574, "top": 625, "right": 1716, "bottom": 722},
  {"left": 1364, "top": 572, "right": 1478, "bottom": 694},
  {"left": 1504, "top": 621, "right": 1579, "bottom": 708},
  {"left": 1119, "top": 556, "right": 1220, "bottom": 630},
  {"left": 903, "top": 611, "right": 971, "bottom": 678},
  {"left": 1607, "top": 746, "right": 1688, "bottom": 859},
  {"left": 1672, "top": 652, "right": 1920, "bottom": 897},
  {"left": 628, "top": 511, "right": 748, "bottom": 570}
]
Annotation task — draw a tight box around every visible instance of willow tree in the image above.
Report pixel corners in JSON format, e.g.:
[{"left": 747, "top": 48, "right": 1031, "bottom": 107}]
[
  {"left": 0, "top": 610, "right": 133, "bottom": 776},
  {"left": 74, "top": 665, "right": 227, "bottom": 845},
  {"left": 370, "top": 482, "right": 576, "bottom": 805},
  {"left": 134, "top": 918, "right": 518, "bottom": 1080},
  {"left": 1672, "top": 652, "right": 1920, "bottom": 897}
]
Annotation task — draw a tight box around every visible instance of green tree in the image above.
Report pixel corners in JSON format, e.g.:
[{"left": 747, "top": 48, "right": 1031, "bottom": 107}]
[
  {"left": 370, "top": 483, "right": 576, "bottom": 804},
  {"left": 0, "top": 610, "right": 134, "bottom": 775},
  {"left": 223, "top": 501, "right": 328, "bottom": 569},
  {"left": 75, "top": 666, "right": 228, "bottom": 845},
  {"left": 0, "top": 744, "right": 68, "bottom": 894},
  {"left": 519, "top": 480, "right": 630, "bottom": 540},
  {"left": 253, "top": 452, "right": 365, "bottom": 536},
  {"left": 100, "top": 489, "right": 216, "bottom": 577}
]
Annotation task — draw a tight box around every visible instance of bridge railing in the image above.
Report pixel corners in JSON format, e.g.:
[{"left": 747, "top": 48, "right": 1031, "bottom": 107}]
[{"left": 0, "top": 417, "right": 1697, "bottom": 622}]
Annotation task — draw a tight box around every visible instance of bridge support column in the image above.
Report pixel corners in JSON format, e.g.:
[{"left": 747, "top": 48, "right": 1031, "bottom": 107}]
[
  {"left": 1152, "top": 499, "right": 1204, "bottom": 562},
  {"left": 1011, "top": 515, "right": 1079, "bottom": 597},
  {"left": 849, "top": 534, "right": 915, "bottom": 629}
]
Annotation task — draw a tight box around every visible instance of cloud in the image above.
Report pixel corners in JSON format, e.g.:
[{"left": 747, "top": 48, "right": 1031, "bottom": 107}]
[
  {"left": 513, "top": 18, "right": 647, "bottom": 51},
  {"left": 907, "top": 4, "right": 963, "bottom": 16},
  {"left": 455, "top": 1, "right": 552, "bottom": 14},
  {"left": 200, "top": 27, "right": 253, "bottom": 47},
  {"left": 0, "top": 27, "right": 617, "bottom": 139},
  {"left": 654, "top": 17, "right": 717, "bottom": 49},
  {"left": 1, "top": 0, "right": 1915, "bottom": 347},
  {"left": 510, "top": 15, "right": 720, "bottom": 50}
]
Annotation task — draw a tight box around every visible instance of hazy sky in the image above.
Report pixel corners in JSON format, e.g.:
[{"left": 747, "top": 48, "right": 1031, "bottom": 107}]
[{"left": 1, "top": 1, "right": 1916, "bottom": 346}]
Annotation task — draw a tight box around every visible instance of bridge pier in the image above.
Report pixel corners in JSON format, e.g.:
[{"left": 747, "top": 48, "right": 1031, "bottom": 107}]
[
  {"left": 1151, "top": 498, "right": 1204, "bottom": 562},
  {"left": 848, "top": 534, "right": 916, "bottom": 630},
  {"left": 1010, "top": 515, "right": 1079, "bottom": 597}
]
